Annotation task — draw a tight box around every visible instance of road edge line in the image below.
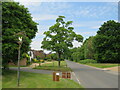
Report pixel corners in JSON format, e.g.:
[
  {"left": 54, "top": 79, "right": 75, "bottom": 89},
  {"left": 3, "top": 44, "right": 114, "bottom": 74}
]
[{"left": 72, "top": 72, "right": 81, "bottom": 85}]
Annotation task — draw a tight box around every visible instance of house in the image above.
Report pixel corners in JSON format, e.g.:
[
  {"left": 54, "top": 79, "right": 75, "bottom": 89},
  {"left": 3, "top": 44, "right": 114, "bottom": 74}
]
[
  {"left": 8, "top": 50, "right": 51, "bottom": 66},
  {"left": 30, "top": 50, "right": 46, "bottom": 59},
  {"left": 28, "top": 50, "right": 34, "bottom": 62}
]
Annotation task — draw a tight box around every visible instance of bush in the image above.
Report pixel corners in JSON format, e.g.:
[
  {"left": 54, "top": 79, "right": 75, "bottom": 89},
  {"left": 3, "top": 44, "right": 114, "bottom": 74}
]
[
  {"left": 26, "top": 60, "right": 31, "bottom": 65},
  {"left": 40, "top": 59, "right": 44, "bottom": 63},
  {"left": 44, "top": 57, "right": 50, "bottom": 60},
  {"left": 32, "top": 59, "right": 39, "bottom": 63},
  {"left": 79, "top": 59, "right": 97, "bottom": 64},
  {"left": 47, "top": 59, "right": 52, "bottom": 61}
]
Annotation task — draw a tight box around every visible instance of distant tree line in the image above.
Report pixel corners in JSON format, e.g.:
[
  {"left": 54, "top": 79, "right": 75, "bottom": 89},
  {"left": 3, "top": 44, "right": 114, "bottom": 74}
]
[{"left": 66, "top": 20, "right": 120, "bottom": 63}]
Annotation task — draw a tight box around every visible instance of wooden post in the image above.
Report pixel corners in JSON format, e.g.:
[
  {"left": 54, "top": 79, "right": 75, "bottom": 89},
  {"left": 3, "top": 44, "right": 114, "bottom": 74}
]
[
  {"left": 62, "top": 72, "right": 67, "bottom": 78},
  {"left": 67, "top": 72, "right": 71, "bottom": 79},
  {"left": 39, "top": 63, "right": 41, "bottom": 66},
  {"left": 53, "top": 72, "right": 56, "bottom": 81},
  {"left": 56, "top": 73, "right": 60, "bottom": 81}
]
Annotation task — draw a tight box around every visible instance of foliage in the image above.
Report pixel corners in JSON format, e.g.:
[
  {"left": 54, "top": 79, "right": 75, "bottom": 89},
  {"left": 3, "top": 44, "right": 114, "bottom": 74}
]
[
  {"left": 32, "top": 59, "right": 39, "bottom": 63},
  {"left": 79, "top": 59, "right": 97, "bottom": 64},
  {"left": 83, "top": 36, "right": 95, "bottom": 59},
  {"left": 78, "top": 46, "right": 84, "bottom": 60},
  {"left": 93, "top": 20, "right": 120, "bottom": 63},
  {"left": 68, "top": 36, "right": 95, "bottom": 62},
  {"left": 50, "top": 53, "right": 58, "bottom": 60},
  {"left": 2, "top": 2, "right": 38, "bottom": 67},
  {"left": 69, "top": 20, "right": 120, "bottom": 63},
  {"left": 47, "top": 59, "right": 52, "bottom": 61},
  {"left": 71, "top": 52, "right": 81, "bottom": 62},
  {"left": 40, "top": 59, "right": 44, "bottom": 63},
  {"left": 36, "top": 56, "right": 41, "bottom": 60},
  {"left": 41, "top": 16, "right": 83, "bottom": 66},
  {"left": 68, "top": 46, "right": 84, "bottom": 61},
  {"left": 26, "top": 60, "right": 31, "bottom": 65}
]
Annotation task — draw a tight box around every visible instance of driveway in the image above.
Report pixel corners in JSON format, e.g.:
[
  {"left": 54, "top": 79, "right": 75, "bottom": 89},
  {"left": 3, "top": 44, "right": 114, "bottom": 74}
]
[{"left": 66, "top": 60, "right": 119, "bottom": 88}]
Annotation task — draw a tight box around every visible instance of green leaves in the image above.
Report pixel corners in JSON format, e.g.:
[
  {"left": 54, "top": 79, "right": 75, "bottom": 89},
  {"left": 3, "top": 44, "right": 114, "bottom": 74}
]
[
  {"left": 93, "top": 20, "right": 120, "bottom": 63},
  {"left": 41, "top": 16, "right": 83, "bottom": 63},
  {"left": 75, "top": 34, "right": 83, "bottom": 42},
  {"left": 2, "top": 2, "right": 38, "bottom": 66}
]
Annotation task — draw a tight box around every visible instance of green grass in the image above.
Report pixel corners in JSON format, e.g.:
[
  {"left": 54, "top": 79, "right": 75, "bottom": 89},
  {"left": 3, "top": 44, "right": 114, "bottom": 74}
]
[
  {"left": 2, "top": 69, "right": 83, "bottom": 88},
  {"left": 34, "top": 61, "right": 72, "bottom": 72},
  {"left": 0, "top": 76, "right": 1, "bottom": 89},
  {"left": 8, "top": 65, "right": 27, "bottom": 67},
  {"left": 78, "top": 59, "right": 97, "bottom": 64},
  {"left": 81, "top": 63, "right": 119, "bottom": 68}
]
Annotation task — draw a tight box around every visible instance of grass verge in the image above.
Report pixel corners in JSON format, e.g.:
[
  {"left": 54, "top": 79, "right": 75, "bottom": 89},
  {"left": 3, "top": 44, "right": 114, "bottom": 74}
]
[
  {"left": 33, "top": 61, "right": 72, "bottom": 72},
  {"left": 80, "top": 63, "right": 118, "bottom": 68},
  {"left": 2, "top": 69, "right": 83, "bottom": 88}
]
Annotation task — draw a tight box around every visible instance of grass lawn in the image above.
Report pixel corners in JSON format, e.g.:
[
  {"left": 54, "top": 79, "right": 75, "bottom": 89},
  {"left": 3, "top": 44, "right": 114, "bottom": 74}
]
[
  {"left": 82, "top": 63, "right": 119, "bottom": 68},
  {"left": 34, "top": 61, "right": 72, "bottom": 72},
  {"left": 8, "top": 65, "right": 27, "bottom": 67},
  {"left": 0, "top": 76, "right": 1, "bottom": 89},
  {"left": 2, "top": 69, "right": 83, "bottom": 88}
]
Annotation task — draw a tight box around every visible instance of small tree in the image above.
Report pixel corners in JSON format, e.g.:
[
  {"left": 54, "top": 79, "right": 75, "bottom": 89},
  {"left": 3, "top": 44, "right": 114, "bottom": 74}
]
[{"left": 41, "top": 16, "right": 83, "bottom": 67}]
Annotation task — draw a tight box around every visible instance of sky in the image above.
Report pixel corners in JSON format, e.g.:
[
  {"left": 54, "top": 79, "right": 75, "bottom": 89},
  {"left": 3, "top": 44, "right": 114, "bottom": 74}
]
[{"left": 14, "top": 0, "right": 118, "bottom": 53}]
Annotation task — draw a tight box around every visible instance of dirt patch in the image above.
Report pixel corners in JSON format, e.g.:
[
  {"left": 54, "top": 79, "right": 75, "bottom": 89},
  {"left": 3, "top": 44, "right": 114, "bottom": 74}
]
[
  {"left": 104, "top": 66, "right": 120, "bottom": 72},
  {"left": 29, "top": 61, "right": 53, "bottom": 68}
]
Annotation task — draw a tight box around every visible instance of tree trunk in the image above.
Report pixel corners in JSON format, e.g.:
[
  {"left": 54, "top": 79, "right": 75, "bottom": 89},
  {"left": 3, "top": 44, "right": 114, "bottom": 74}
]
[
  {"left": 58, "top": 60, "right": 60, "bottom": 67},
  {"left": 58, "top": 52, "right": 61, "bottom": 67}
]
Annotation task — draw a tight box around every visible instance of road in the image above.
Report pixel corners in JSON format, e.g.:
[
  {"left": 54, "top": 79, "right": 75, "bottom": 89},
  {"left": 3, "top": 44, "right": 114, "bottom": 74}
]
[
  {"left": 9, "top": 67, "right": 62, "bottom": 75},
  {"left": 10, "top": 67, "right": 54, "bottom": 74},
  {"left": 66, "top": 60, "right": 118, "bottom": 88}
]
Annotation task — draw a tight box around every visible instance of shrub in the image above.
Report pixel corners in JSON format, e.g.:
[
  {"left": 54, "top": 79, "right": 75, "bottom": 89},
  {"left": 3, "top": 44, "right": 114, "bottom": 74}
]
[
  {"left": 40, "top": 59, "right": 44, "bottom": 63},
  {"left": 79, "top": 59, "right": 97, "bottom": 64},
  {"left": 44, "top": 57, "right": 50, "bottom": 60},
  {"left": 32, "top": 59, "right": 39, "bottom": 63},
  {"left": 47, "top": 59, "right": 52, "bottom": 61},
  {"left": 26, "top": 60, "right": 31, "bottom": 65}
]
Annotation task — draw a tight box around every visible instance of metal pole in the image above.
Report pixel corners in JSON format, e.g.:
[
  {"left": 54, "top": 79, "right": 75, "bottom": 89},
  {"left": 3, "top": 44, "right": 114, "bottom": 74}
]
[{"left": 17, "top": 44, "right": 21, "bottom": 86}]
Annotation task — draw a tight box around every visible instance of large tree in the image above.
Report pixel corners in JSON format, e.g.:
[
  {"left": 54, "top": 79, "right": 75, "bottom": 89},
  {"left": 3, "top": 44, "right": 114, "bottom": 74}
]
[
  {"left": 2, "top": 2, "right": 38, "bottom": 68},
  {"left": 41, "top": 16, "right": 83, "bottom": 66},
  {"left": 93, "top": 20, "right": 120, "bottom": 63},
  {"left": 83, "top": 36, "right": 95, "bottom": 59}
]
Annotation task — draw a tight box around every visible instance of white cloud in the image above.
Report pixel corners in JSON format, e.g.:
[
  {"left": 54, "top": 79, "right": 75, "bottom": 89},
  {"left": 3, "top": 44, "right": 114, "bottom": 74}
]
[
  {"left": 14, "top": 0, "right": 119, "bottom": 2},
  {"left": 13, "top": 1, "right": 117, "bottom": 51},
  {"left": 77, "top": 31, "right": 97, "bottom": 36},
  {"left": 30, "top": 40, "right": 41, "bottom": 50},
  {"left": 72, "top": 23, "right": 85, "bottom": 27},
  {"left": 90, "top": 26, "right": 100, "bottom": 29},
  {"left": 14, "top": 0, "right": 42, "bottom": 7},
  {"left": 30, "top": 38, "right": 51, "bottom": 54},
  {"left": 36, "top": 25, "right": 51, "bottom": 36},
  {"left": 72, "top": 41, "right": 82, "bottom": 47},
  {"left": 33, "top": 14, "right": 58, "bottom": 21}
]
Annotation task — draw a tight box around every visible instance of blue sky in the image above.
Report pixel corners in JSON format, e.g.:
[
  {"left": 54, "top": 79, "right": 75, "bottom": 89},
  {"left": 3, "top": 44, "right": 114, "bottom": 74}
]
[{"left": 14, "top": 0, "right": 118, "bottom": 53}]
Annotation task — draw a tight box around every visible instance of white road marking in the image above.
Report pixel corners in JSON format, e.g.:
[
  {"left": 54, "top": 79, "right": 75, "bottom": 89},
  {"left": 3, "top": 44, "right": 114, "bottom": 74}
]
[{"left": 72, "top": 72, "right": 81, "bottom": 85}]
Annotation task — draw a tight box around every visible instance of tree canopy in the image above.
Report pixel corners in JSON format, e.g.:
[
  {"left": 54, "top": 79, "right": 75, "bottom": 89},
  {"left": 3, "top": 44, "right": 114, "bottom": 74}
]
[
  {"left": 93, "top": 20, "right": 120, "bottom": 63},
  {"left": 2, "top": 2, "right": 38, "bottom": 67},
  {"left": 41, "top": 16, "right": 83, "bottom": 66},
  {"left": 68, "top": 20, "right": 120, "bottom": 63}
]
